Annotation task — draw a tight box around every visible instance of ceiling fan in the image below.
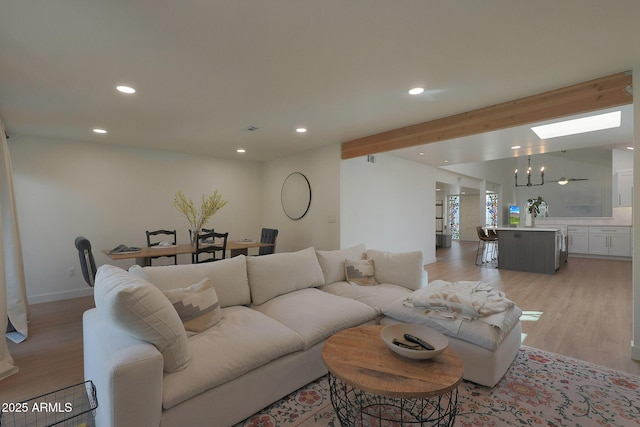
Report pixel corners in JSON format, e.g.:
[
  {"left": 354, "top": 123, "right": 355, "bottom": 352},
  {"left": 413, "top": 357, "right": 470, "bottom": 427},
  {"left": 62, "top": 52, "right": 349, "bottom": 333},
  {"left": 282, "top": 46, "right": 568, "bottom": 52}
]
[
  {"left": 551, "top": 150, "right": 589, "bottom": 185},
  {"left": 554, "top": 176, "right": 588, "bottom": 186}
]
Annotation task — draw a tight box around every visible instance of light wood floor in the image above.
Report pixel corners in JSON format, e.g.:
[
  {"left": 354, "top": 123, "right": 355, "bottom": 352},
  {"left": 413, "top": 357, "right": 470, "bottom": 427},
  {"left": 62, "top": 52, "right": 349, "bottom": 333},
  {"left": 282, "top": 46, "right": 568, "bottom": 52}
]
[{"left": 2, "top": 241, "right": 639, "bottom": 404}]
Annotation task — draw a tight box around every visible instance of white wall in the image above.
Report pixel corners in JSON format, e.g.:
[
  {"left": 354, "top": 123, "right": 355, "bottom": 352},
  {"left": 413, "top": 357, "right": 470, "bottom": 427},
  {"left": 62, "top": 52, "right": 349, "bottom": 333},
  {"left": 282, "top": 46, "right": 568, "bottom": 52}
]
[
  {"left": 9, "top": 136, "right": 263, "bottom": 303},
  {"left": 340, "top": 154, "right": 436, "bottom": 264},
  {"left": 632, "top": 62, "right": 640, "bottom": 361},
  {"left": 458, "top": 194, "right": 481, "bottom": 241},
  {"left": 261, "top": 144, "right": 341, "bottom": 252}
]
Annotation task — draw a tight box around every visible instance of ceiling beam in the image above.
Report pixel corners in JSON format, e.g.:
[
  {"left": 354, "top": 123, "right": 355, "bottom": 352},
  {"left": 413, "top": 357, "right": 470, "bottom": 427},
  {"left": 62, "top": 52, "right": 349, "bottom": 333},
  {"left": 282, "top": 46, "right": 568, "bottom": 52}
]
[{"left": 341, "top": 71, "right": 633, "bottom": 160}]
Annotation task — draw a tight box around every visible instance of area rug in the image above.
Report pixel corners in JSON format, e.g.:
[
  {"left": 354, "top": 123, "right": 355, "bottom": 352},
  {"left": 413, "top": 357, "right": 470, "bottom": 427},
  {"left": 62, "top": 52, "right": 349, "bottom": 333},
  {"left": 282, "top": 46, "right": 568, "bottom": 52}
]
[{"left": 235, "top": 346, "right": 640, "bottom": 427}]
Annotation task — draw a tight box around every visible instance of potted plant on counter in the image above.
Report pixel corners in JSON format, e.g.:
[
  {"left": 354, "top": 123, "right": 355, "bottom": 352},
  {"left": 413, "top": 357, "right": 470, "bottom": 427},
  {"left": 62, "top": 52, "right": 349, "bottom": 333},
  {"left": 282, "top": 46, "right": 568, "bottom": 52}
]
[{"left": 525, "top": 196, "right": 545, "bottom": 227}]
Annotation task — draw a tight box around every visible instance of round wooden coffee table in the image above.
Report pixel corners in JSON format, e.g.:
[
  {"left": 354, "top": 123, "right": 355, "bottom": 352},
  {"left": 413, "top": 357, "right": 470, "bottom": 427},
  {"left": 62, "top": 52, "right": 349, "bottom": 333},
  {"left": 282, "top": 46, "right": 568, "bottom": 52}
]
[{"left": 322, "top": 325, "right": 463, "bottom": 426}]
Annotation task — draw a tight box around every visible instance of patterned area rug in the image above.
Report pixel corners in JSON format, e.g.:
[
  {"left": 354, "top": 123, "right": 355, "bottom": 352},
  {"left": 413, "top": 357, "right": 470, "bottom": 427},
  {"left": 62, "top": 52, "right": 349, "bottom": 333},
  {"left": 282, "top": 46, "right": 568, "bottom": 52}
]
[{"left": 235, "top": 346, "right": 640, "bottom": 427}]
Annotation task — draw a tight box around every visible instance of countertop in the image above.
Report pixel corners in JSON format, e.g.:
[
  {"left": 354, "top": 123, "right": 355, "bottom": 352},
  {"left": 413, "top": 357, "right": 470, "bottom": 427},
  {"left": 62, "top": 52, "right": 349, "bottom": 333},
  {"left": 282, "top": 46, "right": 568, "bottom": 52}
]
[{"left": 494, "top": 227, "right": 563, "bottom": 232}]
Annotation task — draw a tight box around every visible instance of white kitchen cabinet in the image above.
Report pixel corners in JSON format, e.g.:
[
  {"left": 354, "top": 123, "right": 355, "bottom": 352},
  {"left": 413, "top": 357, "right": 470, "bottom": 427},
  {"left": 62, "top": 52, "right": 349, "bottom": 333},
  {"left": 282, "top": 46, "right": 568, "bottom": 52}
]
[
  {"left": 567, "top": 226, "right": 589, "bottom": 254},
  {"left": 588, "top": 226, "right": 631, "bottom": 257},
  {"left": 614, "top": 169, "right": 633, "bottom": 207}
]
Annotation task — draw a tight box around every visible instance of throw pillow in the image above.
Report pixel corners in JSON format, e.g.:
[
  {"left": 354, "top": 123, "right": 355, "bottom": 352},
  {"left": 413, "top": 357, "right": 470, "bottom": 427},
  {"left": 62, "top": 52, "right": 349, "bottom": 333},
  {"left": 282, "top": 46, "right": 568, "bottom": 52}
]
[
  {"left": 93, "top": 265, "right": 190, "bottom": 373},
  {"left": 163, "top": 278, "right": 222, "bottom": 333},
  {"left": 344, "top": 258, "right": 378, "bottom": 286}
]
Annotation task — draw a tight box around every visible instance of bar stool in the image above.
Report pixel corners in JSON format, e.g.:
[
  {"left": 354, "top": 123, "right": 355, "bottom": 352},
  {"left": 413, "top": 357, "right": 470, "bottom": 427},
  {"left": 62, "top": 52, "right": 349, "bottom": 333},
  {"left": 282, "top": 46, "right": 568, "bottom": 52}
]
[{"left": 475, "top": 226, "right": 498, "bottom": 266}]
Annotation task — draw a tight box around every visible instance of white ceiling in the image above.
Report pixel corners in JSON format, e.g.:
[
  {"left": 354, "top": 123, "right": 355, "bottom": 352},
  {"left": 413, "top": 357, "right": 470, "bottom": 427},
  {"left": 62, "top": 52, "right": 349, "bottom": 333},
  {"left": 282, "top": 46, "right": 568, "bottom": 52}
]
[{"left": 1, "top": 1, "right": 639, "bottom": 163}]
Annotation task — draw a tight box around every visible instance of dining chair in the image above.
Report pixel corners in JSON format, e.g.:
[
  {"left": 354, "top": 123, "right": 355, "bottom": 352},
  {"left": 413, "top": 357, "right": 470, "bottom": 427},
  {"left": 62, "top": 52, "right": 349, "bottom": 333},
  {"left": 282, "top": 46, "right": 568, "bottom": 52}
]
[
  {"left": 259, "top": 228, "right": 279, "bottom": 256},
  {"left": 74, "top": 236, "right": 97, "bottom": 287},
  {"left": 145, "top": 229, "right": 178, "bottom": 265},
  {"left": 193, "top": 230, "right": 228, "bottom": 263}
]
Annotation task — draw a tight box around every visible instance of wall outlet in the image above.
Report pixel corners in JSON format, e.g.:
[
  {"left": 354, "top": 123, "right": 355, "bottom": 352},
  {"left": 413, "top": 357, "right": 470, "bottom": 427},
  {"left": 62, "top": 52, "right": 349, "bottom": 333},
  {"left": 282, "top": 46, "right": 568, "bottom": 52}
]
[{"left": 67, "top": 267, "right": 76, "bottom": 277}]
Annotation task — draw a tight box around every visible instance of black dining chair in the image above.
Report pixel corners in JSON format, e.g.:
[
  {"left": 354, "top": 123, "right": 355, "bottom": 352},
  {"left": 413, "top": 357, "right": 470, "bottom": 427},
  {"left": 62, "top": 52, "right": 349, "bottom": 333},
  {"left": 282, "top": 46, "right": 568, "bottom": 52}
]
[
  {"left": 146, "top": 229, "right": 178, "bottom": 265},
  {"left": 74, "top": 236, "right": 97, "bottom": 287},
  {"left": 259, "top": 228, "right": 279, "bottom": 256},
  {"left": 193, "top": 230, "right": 229, "bottom": 263}
]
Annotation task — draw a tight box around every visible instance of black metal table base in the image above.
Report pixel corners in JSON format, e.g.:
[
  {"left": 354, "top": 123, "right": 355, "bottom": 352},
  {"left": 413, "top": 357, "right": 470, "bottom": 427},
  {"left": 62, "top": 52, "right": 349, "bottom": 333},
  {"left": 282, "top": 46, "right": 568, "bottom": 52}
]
[{"left": 328, "top": 373, "right": 458, "bottom": 427}]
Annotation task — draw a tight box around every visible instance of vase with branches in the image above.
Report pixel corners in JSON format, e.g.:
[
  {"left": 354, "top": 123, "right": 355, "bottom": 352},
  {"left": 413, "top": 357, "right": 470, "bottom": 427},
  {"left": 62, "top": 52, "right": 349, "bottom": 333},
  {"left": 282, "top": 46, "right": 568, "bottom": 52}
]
[{"left": 173, "top": 190, "right": 228, "bottom": 245}]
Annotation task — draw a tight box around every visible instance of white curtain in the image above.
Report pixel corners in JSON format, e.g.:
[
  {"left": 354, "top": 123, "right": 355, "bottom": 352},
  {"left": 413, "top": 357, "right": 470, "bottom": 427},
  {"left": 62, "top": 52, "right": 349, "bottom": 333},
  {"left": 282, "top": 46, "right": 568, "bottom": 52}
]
[{"left": 0, "top": 119, "right": 28, "bottom": 381}]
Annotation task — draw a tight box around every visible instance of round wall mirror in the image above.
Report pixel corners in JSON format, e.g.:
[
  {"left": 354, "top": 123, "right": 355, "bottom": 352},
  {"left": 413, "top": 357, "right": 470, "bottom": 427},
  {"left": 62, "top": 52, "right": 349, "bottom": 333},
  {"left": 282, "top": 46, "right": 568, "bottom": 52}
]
[{"left": 281, "top": 172, "right": 311, "bottom": 220}]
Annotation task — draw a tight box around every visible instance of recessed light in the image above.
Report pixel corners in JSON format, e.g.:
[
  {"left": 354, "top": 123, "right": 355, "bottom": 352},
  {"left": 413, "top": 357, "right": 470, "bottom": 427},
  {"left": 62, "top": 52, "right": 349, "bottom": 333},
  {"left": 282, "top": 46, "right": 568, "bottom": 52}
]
[
  {"left": 443, "top": 160, "right": 449, "bottom": 163},
  {"left": 511, "top": 145, "right": 521, "bottom": 150},
  {"left": 237, "top": 148, "right": 246, "bottom": 153},
  {"left": 531, "top": 111, "right": 621, "bottom": 139},
  {"left": 92, "top": 128, "right": 107, "bottom": 134},
  {"left": 116, "top": 85, "right": 136, "bottom": 94},
  {"left": 408, "top": 87, "right": 424, "bottom": 95},
  {"left": 627, "top": 146, "right": 634, "bottom": 150},
  {"left": 296, "top": 128, "right": 307, "bottom": 133},
  {"left": 419, "top": 152, "right": 425, "bottom": 156}
]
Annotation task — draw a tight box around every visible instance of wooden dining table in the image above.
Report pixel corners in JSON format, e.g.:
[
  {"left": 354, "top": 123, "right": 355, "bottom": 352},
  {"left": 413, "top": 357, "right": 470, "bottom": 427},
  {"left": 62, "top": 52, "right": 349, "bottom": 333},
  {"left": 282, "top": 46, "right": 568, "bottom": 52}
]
[{"left": 102, "top": 240, "right": 274, "bottom": 266}]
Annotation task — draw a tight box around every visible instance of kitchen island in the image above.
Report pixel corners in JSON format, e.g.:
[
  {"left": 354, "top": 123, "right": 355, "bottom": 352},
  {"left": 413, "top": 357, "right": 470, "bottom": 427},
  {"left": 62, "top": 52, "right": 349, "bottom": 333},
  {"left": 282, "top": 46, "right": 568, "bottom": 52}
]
[{"left": 495, "top": 227, "right": 566, "bottom": 274}]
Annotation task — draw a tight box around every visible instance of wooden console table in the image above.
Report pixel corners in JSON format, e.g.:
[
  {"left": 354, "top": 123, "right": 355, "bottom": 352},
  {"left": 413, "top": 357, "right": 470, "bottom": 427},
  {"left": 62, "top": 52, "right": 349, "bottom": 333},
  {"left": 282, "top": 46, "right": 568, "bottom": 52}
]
[{"left": 322, "top": 325, "right": 463, "bottom": 426}]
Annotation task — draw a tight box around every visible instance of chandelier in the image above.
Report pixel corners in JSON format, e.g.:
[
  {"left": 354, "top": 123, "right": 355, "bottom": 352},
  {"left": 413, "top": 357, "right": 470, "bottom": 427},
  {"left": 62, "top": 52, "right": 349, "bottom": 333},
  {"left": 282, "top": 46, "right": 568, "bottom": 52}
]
[{"left": 515, "top": 157, "right": 544, "bottom": 187}]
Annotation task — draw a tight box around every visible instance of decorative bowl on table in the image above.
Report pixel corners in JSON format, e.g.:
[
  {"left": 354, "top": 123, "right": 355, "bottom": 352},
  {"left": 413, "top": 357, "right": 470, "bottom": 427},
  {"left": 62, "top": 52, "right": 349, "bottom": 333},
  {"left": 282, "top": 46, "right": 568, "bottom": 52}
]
[{"left": 381, "top": 324, "right": 448, "bottom": 360}]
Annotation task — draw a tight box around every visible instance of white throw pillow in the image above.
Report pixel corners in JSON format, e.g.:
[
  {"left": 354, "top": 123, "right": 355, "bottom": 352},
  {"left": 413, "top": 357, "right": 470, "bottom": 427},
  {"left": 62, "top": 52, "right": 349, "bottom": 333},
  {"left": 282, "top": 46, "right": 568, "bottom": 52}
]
[
  {"left": 344, "top": 259, "right": 378, "bottom": 286},
  {"left": 163, "top": 278, "right": 221, "bottom": 333},
  {"left": 366, "top": 249, "right": 426, "bottom": 291},
  {"left": 247, "top": 247, "right": 325, "bottom": 305},
  {"left": 315, "top": 244, "right": 366, "bottom": 285},
  {"left": 94, "top": 265, "right": 190, "bottom": 373}
]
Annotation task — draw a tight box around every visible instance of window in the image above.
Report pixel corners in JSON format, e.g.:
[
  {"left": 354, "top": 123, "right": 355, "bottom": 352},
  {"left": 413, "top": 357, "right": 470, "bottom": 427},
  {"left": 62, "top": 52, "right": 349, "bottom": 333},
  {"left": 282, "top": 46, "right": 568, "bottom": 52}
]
[
  {"left": 448, "top": 195, "right": 460, "bottom": 240},
  {"left": 486, "top": 193, "right": 498, "bottom": 226}
]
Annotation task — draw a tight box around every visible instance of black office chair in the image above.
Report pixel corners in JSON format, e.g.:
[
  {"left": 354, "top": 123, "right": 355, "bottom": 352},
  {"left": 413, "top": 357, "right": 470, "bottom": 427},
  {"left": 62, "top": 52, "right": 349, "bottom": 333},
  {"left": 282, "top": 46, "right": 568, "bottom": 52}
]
[
  {"left": 75, "top": 236, "right": 97, "bottom": 287},
  {"left": 146, "top": 229, "right": 178, "bottom": 265},
  {"left": 193, "top": 230, "right": 228, "bottom": 263},
  {"left": 259, "top": 228, "right": 279, "bottom": 256}
]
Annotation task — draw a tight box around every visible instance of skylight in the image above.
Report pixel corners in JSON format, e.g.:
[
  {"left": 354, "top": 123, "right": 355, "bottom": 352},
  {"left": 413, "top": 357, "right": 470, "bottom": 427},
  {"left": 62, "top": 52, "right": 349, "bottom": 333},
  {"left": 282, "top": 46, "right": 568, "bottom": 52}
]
[{"left": 531, "top": 111, "right": 621, "bottom": 139}]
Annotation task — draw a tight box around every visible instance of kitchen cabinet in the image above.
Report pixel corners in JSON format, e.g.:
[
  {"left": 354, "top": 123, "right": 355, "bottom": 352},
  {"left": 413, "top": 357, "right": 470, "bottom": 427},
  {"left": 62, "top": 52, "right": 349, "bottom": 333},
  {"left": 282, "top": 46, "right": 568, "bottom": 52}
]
[
  {"left": 614, "top": 169, "right": 633, "bottom": 207},
  {"left": 588, "top": 226, "right": 631, "bottom": 257},
  {"left": 567, "top": 226, "right": 589, "bottom": 254}
]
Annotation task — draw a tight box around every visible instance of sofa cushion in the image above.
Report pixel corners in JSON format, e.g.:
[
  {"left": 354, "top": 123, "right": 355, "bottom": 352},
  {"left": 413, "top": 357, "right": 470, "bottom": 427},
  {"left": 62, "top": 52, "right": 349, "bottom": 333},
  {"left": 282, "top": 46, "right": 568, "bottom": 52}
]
[
  {"left": 366, "top": 249, "right": 426, "bottom": 291},
  {"left": 94, "top": 265, "right": 190, "bottom": 373},
  {"left": 345, "top": 258, "right": 377, "bottom": 286},
  {"left": 247, "top": 247, "right": 325, "bottom": 305},
  {"left": 162, "top": 306, "right": 304, "bottom": 409},
  {"left": 316, "top": 244, "right": 366, "bottom": 285},
  {"left": 251, "top": 288, "right": 378, "bottom": 350},
  {"left": 163, "top": 278, "right": 221, "bottom": 333},
  {"left": 129, "top": 255, "right": 250, "bottom": 307},
  {"left": 320, "top": 282, "right": 412, "bottom": 313}
]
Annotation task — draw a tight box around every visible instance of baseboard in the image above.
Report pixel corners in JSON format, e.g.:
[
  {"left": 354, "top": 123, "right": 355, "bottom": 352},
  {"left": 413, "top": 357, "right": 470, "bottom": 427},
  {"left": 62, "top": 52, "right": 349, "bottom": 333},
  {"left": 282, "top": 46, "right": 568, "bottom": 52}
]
[
  {"left": 28, "top": 287, "right": 94, "bottom": 304},
  {"left": 424, "top": 256, "right": 437, "bottom": 265},
  {"left": 631, "top": 340, "right": 640, "bottom": 361}
]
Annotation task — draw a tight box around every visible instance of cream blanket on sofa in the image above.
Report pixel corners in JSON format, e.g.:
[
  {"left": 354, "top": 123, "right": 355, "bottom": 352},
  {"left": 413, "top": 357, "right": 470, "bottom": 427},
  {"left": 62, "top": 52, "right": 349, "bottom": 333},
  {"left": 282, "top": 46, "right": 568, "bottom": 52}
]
[
  {"left": 403, "top": 280, "right": 514, "bottom": 318},
  {"left": 383, "top": 280, "right": 521, "bottom": 350}
]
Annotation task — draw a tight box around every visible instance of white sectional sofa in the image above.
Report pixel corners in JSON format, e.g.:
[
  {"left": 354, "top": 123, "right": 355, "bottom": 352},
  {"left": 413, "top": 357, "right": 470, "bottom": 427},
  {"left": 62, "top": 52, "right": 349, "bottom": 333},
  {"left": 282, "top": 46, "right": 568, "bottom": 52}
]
[{"left": 83, "top": 244, "right": 521, "bottom": 427}]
